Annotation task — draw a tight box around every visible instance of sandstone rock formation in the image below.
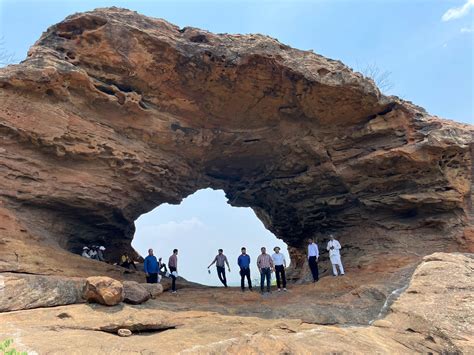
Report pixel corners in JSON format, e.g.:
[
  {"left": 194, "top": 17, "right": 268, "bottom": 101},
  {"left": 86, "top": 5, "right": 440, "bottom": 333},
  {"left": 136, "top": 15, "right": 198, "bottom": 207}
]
[
  {"left": 122, "top": 281, "right": 150, "bottom": 304},
  {"left": 0, "top": 7, "right": 472, "bottom": 278},
  {"left": 0, "top": 252, "right": 471, "bottom": 353},
  {"left": 82, "top": 276, "right": 123, "bottom": 306},
  {"left": 141, "top": 282, "right": 164, "bottom": 298},
  {"left": 0, "top": 273, "right": 85, "bottom": 312}
]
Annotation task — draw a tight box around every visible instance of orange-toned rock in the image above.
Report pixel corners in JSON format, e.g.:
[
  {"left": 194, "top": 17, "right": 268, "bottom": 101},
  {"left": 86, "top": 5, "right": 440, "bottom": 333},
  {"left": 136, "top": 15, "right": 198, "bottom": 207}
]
[
  {"left": 83, "top": 276, "right": 123, "bottom": 306},
  {"left": 0, "top": 7, "right": 471, "bottom": 280},
  {"left": 0, "top": 252, "right": 471, "bottom": 354}
]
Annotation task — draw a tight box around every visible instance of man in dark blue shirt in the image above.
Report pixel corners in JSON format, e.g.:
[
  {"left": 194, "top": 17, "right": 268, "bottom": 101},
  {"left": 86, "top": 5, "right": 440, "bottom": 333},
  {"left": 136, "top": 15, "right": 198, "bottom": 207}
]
[
  {"left": 237, "top": 247, "right": 252, "bottom": 292},
  {"left": 144, "top": 248, "right": 159, "bottom": 283}
]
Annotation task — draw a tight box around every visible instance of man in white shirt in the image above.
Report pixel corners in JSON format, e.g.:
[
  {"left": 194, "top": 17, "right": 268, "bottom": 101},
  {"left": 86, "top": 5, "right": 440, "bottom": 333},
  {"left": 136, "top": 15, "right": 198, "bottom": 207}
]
[
  {"left": 272, "top": 246, "right": 287, "bottom": 291},
  {"left": 307, "top": 238, "right": 319, "bottom": 282},
  {"left": 326, "top": 234, "right": 345, "bottom": 276},
  {"left": 81, "top": 246, "right": 91, "bottom": 258}
]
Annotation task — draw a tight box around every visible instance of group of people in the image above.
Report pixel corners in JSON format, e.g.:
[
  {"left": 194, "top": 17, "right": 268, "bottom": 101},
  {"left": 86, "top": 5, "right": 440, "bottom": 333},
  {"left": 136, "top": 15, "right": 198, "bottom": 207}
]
[
  {"left": 207, "top": 246, "right": 288, "bottom": 293},
  {"left": 307, "top": 235, "right": 345, "bottom": 283},
  {"left": 143, "top": 248, "right": 178, "bottom": 293},
  {"left": 81, "top": 245, "right": 106, "bottom": 262},
  {"left": 203, "top": 234, "right": 344, "bottom": 293},
  {"left": 81, "top": 234, "right": 345, "bottom": 294}
]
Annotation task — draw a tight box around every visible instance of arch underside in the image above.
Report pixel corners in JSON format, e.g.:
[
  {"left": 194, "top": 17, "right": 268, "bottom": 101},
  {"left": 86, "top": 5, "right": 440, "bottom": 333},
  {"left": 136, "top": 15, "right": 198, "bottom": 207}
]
[{"left": 0, "top": 8, "right": 472, "bottom": 277}]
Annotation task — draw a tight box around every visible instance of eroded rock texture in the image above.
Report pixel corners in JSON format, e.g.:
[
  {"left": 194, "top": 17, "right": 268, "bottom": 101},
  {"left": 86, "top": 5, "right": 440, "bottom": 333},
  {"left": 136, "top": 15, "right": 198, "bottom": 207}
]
[
  {"left": 0, "top": 8, "right": 472, "bottom": 277},
  {"left": 0, "top": 253, "right": 472, "bottom": 353}
]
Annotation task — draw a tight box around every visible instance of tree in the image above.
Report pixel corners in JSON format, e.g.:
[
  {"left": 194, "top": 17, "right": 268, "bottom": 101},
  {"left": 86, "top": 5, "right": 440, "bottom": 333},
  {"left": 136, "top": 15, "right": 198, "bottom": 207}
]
[
  {"left": 358, "top": 61, "right": 394, "bottom": 93},
  {"left": 0, "top": 37, "right": 16, "bottom": 67}
]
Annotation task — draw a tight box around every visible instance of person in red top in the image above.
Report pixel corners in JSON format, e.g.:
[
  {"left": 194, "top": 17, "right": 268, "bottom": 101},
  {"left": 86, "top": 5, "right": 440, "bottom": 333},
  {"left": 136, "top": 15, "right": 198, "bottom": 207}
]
[
  {"left": 168, "top": 249, "right": 178, "bottom": 293},
  {"left": 257, "top": 247, "right": 274, "bottom": 293}
]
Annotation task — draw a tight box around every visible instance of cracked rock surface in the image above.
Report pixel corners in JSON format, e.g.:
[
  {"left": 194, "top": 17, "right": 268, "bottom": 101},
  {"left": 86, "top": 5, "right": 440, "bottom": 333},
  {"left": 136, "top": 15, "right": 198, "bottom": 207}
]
[{"left": 0, "top": 252, "right": 471, "bottom": 354}]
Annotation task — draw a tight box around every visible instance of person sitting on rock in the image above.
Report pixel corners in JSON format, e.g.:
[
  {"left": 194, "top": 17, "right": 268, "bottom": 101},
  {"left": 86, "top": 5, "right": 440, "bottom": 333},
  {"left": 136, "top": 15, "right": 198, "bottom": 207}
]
[
  {"left": 168, "top": 249, "right": 178, "bottom": 293},
  {"left": 158, "top": 257, "right": 168, "bottom": 275},
  {"left": 120, "top": 252, "right": 137, "bottom": 270},
  {"left": 326, "top": 234, "right": 345, "bottom": 276},
  {"left": 82, "top": 246, "right": 91, "bottom": 258},
  {"left": 89, "top": 246, "right": 98, "bottom": 260},
  {"left": 97, "top": 246, "right": 106, "bottom": 262},
  {"left": 207, "top": 248, "right": 231, "bottom": 287},
  {"left": 144, "top": 248, "right": 159, "bottom": 283}
]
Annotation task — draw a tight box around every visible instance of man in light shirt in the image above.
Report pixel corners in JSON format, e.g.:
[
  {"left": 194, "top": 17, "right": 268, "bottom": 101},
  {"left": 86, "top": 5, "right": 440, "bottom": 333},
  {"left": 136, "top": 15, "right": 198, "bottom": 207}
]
[
  {"left": 208, "top": 249, "right": 231, "bottom": 287},
  {"left": 272, "top": 246, "right": 287, "bottom": 291},
  {"left": 257, "top": 247, "right": 274, "bottom": 293},
  {"left": 307, "top": 238, "right": 319, "bottom": 282},
  {"left": 327, "top": 234, "right": 345, "bottom": 276}
]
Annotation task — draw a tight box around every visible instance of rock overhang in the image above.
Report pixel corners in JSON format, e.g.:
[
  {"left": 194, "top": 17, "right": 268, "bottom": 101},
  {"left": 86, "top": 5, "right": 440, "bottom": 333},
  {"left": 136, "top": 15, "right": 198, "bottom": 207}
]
[{"left": 0, "top": 7, "right": 472, "bottom": 276}]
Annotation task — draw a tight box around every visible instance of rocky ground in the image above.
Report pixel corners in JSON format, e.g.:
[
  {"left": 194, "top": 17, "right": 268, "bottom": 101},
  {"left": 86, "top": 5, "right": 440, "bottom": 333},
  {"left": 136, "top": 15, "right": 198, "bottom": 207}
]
[{"left": 1, "top": 252, "right": 472, "bottom": 354}]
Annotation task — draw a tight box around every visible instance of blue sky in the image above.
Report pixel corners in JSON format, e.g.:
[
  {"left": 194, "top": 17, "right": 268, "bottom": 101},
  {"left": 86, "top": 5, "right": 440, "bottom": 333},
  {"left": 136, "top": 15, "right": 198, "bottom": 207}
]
[
  {"left": 1, "top": 0, "right": 472, "bottom": 284},
  {"left": 133, "top": 189, "right": 289, "bottom": 286}
]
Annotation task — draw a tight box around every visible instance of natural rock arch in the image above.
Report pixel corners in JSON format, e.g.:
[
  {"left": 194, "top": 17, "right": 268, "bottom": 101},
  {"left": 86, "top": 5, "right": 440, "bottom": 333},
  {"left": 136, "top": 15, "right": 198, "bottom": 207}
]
[{"left": 0, "top": 7, "right": 472, "bottom": 278}]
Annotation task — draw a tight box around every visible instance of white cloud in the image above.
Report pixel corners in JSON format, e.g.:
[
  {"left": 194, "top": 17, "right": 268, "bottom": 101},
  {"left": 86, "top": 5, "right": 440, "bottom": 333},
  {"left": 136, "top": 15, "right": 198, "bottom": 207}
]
[
  {"left": 442, "top": 0, "right": 474, "bottom": 21},
  {"left": 138, "top": 217, "right": 206, "bottom": 239},
  {"left": 460, "top": 27, "right": 474, "bottom": 33}
]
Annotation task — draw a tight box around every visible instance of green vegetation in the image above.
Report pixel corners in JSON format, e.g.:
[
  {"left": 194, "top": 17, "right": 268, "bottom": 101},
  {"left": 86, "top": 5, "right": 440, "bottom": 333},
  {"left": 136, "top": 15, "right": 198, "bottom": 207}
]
[{"left": 0, "top": 339, "right": 27, "bottom": 355}]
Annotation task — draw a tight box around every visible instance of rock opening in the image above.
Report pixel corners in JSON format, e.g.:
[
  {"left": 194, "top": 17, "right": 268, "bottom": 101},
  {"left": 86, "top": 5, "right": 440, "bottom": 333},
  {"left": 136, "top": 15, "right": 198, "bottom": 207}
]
[
  {"left": 133, "top": 188, "right": 290, "bottom": 286},
  {"left": 0, "top": 7, "right": 471, "bottom": 279}
]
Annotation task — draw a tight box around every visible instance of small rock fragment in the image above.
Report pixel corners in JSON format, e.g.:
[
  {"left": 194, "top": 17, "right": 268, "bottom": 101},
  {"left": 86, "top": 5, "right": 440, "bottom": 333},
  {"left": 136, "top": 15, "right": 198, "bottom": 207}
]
[{"left": 117, "top": 328, "right": 132, "bottom": 337}]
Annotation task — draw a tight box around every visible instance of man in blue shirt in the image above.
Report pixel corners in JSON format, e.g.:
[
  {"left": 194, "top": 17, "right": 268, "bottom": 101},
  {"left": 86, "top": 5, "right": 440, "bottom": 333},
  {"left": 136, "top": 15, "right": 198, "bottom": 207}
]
[
  {"left": 237, "top": 247, "right": 252, "bottom": 292},
  {"left": 144, "top": 248, "right": 159, "bottom": 283}
]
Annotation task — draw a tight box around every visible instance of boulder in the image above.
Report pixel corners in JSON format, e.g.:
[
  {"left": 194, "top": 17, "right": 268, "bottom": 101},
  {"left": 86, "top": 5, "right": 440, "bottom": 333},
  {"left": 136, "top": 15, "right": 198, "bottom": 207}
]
[
  {"left": 83, "top": 276, "right": 123, "bottom": 306},
  {"left": 123, "top": 281, "right": 150, "bottom": 304},
  {"left": 0, "top": 273, "right": 85, "bottom": 312},
  {"left": 140, "top": 283, "right": 164, "bottom": 299}
]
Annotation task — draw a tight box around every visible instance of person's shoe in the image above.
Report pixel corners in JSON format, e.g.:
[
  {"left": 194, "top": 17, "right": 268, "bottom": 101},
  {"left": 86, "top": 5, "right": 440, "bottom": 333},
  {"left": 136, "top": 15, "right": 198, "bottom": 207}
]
[
  {"left": 171, "top": 290, "right": 177, "bottom": 294},
  {"left": 340, "top": 273, "right": 345, "bottom": 276},
  {"left": 249, "top": 288, "right": 253, "bottom": 292},
  {"left": 283, "top": 288, "right": 287, "bottom": 291},
  {"left": 277, "top": 288, "right": 281, "bottom": 292}
]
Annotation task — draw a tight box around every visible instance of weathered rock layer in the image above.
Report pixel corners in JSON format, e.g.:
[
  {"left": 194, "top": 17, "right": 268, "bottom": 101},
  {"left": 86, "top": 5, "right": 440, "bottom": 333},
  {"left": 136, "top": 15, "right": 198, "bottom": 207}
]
[
  {"left": 0, "top": 7, "right": 472, "bottom": 276},
  {"left": 0, "top": 253, "right": 472, "bottom": 353}
]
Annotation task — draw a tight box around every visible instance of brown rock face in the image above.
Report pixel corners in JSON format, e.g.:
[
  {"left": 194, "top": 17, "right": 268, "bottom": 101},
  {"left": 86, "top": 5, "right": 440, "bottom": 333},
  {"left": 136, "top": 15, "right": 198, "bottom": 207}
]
[
  {"left": 82, "top": 276, "right": 123, "bottom": 306},
  {"left": 140, "top": 282, "right": 164, "bottom": 298},
  {"left": 122, "top": 281, "right": 150, "bottom": 304},
  {"left": 0, "top": 273, "right": 85, "bottom": 312},
  {"left": 0, "top": 7, "right": 472, "bottom": 277}
]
